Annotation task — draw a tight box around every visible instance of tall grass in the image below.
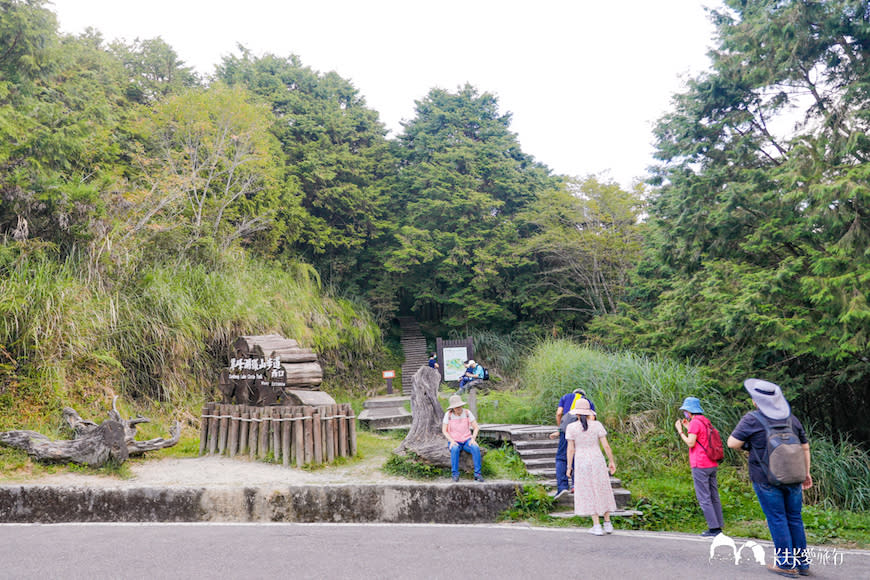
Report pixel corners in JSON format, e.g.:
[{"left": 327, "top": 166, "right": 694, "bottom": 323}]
[
  {"left": 515, "top": 338, "right": 870, "bottom": 511},
  {"left": 0, "top": 242, "right": 384, "bottom": 424},
  {"left": 519, "top": 338, "right": 740, "bottom": 430}
]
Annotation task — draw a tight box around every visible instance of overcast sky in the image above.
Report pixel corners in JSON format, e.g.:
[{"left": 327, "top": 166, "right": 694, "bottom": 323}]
[{"left": 49, "top": 0, "right": 721, "bottom": 188}]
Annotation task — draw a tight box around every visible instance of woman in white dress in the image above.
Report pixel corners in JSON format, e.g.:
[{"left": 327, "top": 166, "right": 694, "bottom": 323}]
[{"left": 565, "top": 397, "right": 618, "bottom": 535}]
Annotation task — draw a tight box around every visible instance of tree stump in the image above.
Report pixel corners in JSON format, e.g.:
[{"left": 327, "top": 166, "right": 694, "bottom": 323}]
[
  {"left": 0, "top": 397, "right": 180, "bottom": 467},
  {"left": 394, "top": 366, "right": 483, "bottom": 471}
]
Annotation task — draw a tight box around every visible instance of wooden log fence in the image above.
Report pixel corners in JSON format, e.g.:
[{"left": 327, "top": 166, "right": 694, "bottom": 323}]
[{"left": 199, "top": 403, "right": 357, "bottom": 466}]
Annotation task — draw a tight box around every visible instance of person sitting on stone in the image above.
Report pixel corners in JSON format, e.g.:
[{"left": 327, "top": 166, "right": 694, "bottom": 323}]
[
  {"left": 457, "top": 359, "right": 484, "bottom": 393},
  {"left": 441, "top": 394, "right": 484, "bottom": 482}
]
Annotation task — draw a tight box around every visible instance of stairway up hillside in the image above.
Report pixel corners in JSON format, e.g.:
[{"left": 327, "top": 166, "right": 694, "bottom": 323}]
[{"left": 398, "top": 317, "right": 429, "bottom": 395}]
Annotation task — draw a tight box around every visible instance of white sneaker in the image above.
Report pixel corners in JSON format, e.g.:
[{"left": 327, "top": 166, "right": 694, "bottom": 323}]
[
  {"left": 603, "top": 522, "right": 614, "bottom": 534},
  {"left": 588, "top": 525, "right": 604, "bottom": 536}
]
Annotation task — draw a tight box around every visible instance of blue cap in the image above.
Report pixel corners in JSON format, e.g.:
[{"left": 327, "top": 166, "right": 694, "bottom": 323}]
[{"left": 679, "top": 397, "right": 704, "bottom": 415}]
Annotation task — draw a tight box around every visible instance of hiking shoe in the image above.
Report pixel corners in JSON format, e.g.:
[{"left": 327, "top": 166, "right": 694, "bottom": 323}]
[
  {"left": 700, "top": 529, "right": 721, "bottom": 537},
  {"left": 588, "top": 525, "right": 604, "bottom": 536},
  {"left": 602, "top": 522, "right": 614, "bottom": 534},
  {"left": 766, "top": 564, "right": 798, "bottom": 577},
  {"left": 474, "top": 474, "right": 485, "bottom": 482},
  {"left": 797, "top": 569, "right": 811, "bottom": 577},
  {"left": 452, "top": 474, "right": 459, "bottom": 482},
  {"left": 554, "top": 489, "right": 569, "bottom": 500}
]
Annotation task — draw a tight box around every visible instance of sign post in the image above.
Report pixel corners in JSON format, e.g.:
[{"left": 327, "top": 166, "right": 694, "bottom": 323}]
[{"left": 382, "top": 370, "right": 396, "bottom": 394}]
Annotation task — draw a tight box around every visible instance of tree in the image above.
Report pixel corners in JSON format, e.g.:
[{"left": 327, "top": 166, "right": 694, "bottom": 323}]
[
  {"left": 1, "top": 4, "right": 131, "bottom": 253},
  {"left": 125, "top": 83, "right": 287, "bottom": 261},
  {"left": 107, "top": 36, "right": 199, "bottom": 104},
  {"left": 522, "top": 176, "right": 645, "bottom": 324},
  {"left": 216, "top": 49, "right": 395, "bottom": 289},
  {"left": 593, "top": 0, "right": 870, "bottom": 442},
  {"left": 379, "top": 84, "right": 560, "bottom": 330}
]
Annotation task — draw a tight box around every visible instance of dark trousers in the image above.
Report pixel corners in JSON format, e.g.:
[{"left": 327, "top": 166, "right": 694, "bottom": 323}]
[{"left": 555, "top": 431, "right": 573, "bottom": 492}]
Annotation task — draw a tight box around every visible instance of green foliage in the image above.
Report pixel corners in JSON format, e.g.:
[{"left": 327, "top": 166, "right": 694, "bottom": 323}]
[
  {"left": 590, "top": 0, "right": 870, "bottom": 444},
  {"left": 383, "top": 452, "right": 449, "bottom": 480},
  {"left": 520, "top": 176, "right": 646, "bottom": 325},
  {"left": 216, "top": 49, "right": 395, "bottom": 292},
  {"left": 377, "top": 84, "right": 563, "bottom": 331},
  {"left": 483, "top": 444, "right": 534, "bottom": 481},
  {"left": 502, "top": 484, "right": 554, "bottom": 520},
  {"left": 518, "top": 339, "right": 740, "bottom": 432}
]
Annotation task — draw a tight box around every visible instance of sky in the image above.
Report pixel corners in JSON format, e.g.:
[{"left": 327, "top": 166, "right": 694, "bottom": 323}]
[{"left": 49, "top": 0, "right": 721, "bottom": 189}]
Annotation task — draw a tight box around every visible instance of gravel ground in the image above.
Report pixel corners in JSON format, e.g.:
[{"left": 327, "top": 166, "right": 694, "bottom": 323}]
[{"left": 8, "top": 453, "right": 409, "bottom": 489}]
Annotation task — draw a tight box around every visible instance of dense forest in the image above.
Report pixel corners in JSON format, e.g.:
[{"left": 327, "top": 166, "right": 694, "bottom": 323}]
[{"left": 0, "top": 0, "right": 867, "bottom": 445}]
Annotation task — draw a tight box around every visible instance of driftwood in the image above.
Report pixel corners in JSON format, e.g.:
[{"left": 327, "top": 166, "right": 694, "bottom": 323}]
[
  {"left": 0, "top": 397, "right": 180, "bottom": 467},
  {"left": 394, "top": 366, "right": 483, "bottom": 470}
]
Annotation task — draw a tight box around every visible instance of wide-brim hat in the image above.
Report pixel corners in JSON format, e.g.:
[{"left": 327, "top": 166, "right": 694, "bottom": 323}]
[
  {"left": 744, "top": 378, "right": 790, "bottom": 420},
  {"left": 573, "top": 388, "right": 587, "bottom": 396},
  {"left": 447, "top": 394, "right": 467, "bottom": 410},
  {"left": 569, "top": 397, "right": 595, "bottom": 416},
  {"left": 679, "top": 396, "right": 704, "bottom": 415}
]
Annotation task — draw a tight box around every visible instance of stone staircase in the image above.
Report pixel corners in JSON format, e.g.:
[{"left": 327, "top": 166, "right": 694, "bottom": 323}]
[
  {"left": 479, "top": 424, "right": 636, "bottom": 514},
  {"left": 398, "top": 317, "right": 429, "bottom": 395}
]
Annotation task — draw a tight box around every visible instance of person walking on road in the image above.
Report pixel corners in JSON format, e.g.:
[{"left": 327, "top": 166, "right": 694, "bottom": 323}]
[
  {"left": 675, "top": 396, "right": 725, "bottom": 537},
  {"left": 727, "top": 379, "right": 812, "bottom": 578},
  {"left": 565, "top": 398, "right": 617, "bottom": 536}
]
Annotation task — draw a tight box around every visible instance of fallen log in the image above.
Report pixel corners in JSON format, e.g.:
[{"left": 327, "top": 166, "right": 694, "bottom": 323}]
[{"left": 0, "top": 397, "right": 180, "bottom": 467}]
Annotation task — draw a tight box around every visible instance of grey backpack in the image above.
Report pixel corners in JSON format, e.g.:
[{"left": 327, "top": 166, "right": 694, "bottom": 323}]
[{"left": 754, "top": 411, "right": 807, "bottom": 486}]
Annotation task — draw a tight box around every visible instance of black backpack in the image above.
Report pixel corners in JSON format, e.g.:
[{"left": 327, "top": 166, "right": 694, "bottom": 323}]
[
  {"left": 753, "top": 411, "right": 807, "bottom": 486},
  {"left": 482, "top": 366, "right": 490, "bottom": 380}
]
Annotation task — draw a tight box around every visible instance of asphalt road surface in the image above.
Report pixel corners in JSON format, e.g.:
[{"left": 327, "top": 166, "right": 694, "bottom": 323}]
[{"left": 1, "top": 523, "right": 867, "bottom": 579}]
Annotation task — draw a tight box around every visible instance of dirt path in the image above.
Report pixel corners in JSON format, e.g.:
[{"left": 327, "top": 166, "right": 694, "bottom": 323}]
[{"left": 10, "top": 453, "right": 410, "bottom": 489}]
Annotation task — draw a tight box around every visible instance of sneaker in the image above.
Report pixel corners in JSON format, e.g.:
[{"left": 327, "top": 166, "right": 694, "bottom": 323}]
[
  {"left": 700, "top": 529, "right": 721, "bottom": 537},
  {"left": 474, "top": 474, "right": 485, "bottom": 482},
  {"left": 602, "top": 522, "right": 614, "bottom": 534},
  {"left": 452, "top": 474, "right": 459, "bottom": 482},
  {"left": 588, "top": 525, "right": 604, "bottom": 536},
  {"left": 766, "top": 564, "right": 798, "bottom": 577},
  {"left": 554, "top": 489, "right": 569, "bottom": 500},
  {"left": 797, "top": 570, "right": 810, "bottom": 577}
]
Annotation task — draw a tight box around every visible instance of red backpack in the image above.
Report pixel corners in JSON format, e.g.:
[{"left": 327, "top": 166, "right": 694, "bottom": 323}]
[{"left": 697, "top": 416, "right": 725, "bottom": 463}]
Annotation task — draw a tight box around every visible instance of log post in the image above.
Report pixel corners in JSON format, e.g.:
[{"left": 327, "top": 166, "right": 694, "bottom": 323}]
[
  {"left": 312, "top": 408, "right": 322, "bottom": 465},
  {"left": 199, "top": 404, "right": 210, "bottom": 456},
  {"left": 325, "top": 404, "right": 335, "bottom": 463},
  {"left": 258, "top": 409, "right": 270, "bottom": 460},
  {"left": 228, "top": 406, "right": 240, "bottom": 457},
  {"left": 346, "top": 403, "right": 357, "bottom": 457},
  {"left": 294, "top": 408, "right": 304, "bottom": 468},
  {"left": 248, "top": 408, "right": 259, "bottom": 459},
  {"left": 281, "top": 407, "right": 292, "bottom": 467},
  {"left": 272, "top": 407, "right": 282, "bottom": 463},
  {"left": 303, "top": 407, "right": 314, "bottom": 464},
  {"left": 338, "top": 405, "right": 348, "bottom": 458},
  {"left": 207, "top": 403, "right": 219, "bottom": 455},
  {"left": 218, "top": 404, "right": 229, "bottom": 455},
  {"left": 239, "top": 409, "right": 250, "bottom": 455}
]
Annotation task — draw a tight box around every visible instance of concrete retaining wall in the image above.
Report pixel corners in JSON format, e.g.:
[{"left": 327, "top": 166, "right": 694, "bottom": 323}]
[{"left": 0, "top": 483, "right": 521, "bottom": 524}]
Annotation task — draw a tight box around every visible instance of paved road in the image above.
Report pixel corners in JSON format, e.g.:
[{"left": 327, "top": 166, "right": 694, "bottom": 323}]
[{"left": 1, "top": 523, "right": 867, "bottom": 579}]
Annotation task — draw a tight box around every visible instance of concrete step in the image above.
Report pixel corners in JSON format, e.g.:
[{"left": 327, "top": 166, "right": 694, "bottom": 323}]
[
  {"left": 523, "top": 458, "right": 556, "bottom": 470},
  {"left": 550, "top": 486, "right": 633, "bottom": 509},
  {"left": 514, "top": 448, "right": 556, "bottom": 460},
  {"left": 549, "top": 509, "right": 642, "bottom": 519},
  {"left": 514, "top": 440, "right": 558, "bottom": 451},
  {"left": 363, "top": 396, "right": 410, "bottom": 410}
]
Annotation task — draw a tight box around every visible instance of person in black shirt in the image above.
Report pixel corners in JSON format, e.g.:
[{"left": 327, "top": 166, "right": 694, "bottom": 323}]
[{"left": 727, "top": 379, "right": 812, "bottom": 577}]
